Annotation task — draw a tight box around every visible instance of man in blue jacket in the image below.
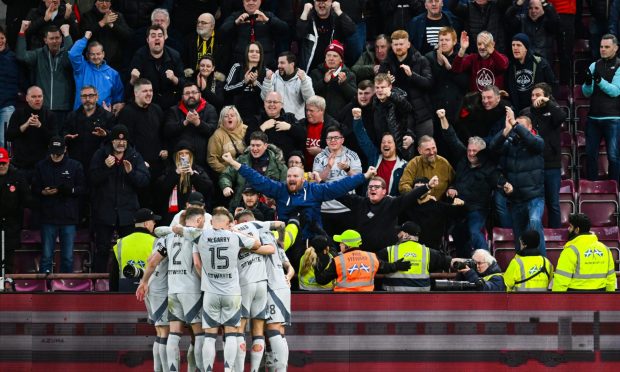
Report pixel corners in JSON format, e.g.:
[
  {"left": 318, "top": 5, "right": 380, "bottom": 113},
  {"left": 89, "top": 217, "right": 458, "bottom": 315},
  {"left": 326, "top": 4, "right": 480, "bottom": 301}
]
[{"left": 69, "top": 30, "right": 125, "bottom": 113}]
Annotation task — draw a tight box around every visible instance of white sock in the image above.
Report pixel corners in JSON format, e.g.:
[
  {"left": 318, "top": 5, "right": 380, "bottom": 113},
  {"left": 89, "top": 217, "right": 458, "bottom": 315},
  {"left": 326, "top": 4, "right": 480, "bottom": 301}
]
[
  {"left": 203, "top": 334, "right": 217, "bottom": 372},
  {"left": 187, "top": 342, "right": 196, "bottom": 372},
  {"left": 223, "top": 333, "right": 238, "bottom": 372},
  {"left": 194, "top": 334, "right": 205, "bottom": 372},
  {"left": 166, "top": 333, "right": 181, "bottom": 372},
  {"left": 159, "top": 337, "right": 169, "bottom": 372},
  {"left": 235, "top": 333, "right": 246, "bottom": 372},
  {"left": 266, "top": 330, "right": 286, "bottom": 371},
  {"left": 281, "top": 336, "right": 289, "bottom": 370},
  {"left": 250, "top": 336, "right": 265, "bottom": 372},
  {"left": 154, "top": 337, "right": 163, "bottom": 372}
]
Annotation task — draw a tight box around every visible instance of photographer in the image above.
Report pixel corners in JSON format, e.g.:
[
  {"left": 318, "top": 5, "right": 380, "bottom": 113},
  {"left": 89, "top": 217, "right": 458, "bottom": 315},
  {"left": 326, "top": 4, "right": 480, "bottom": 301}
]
[
  {"left": 111, "top": 208, "right": 161, "bottom": 292},
  {"left": 452, "top": 249, "right": 506, "bottom": 291}
]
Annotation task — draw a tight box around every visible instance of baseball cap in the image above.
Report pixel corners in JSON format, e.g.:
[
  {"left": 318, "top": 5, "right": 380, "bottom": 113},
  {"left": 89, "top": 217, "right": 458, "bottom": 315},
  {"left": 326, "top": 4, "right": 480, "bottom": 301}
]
[
  {"left": 242, "top": 187, "right": 258, "bottom": 194},
  {"left": 333, "top": 229, "right": 362, "bottom": 248},
  {"left": 396, "top": 221, "right": 421, "bottom": 236},
  {"left": 49, "top": 136, "right": 66, "bottom": 155},
  {"left": 134, "top": 208, "right": 161, "bottom": 223},
  {"left": 0, "top": 148, "right": 9, "bottom": 163},
  {"left": 187, "top": 191, "right": 205, "bottom": 207}
]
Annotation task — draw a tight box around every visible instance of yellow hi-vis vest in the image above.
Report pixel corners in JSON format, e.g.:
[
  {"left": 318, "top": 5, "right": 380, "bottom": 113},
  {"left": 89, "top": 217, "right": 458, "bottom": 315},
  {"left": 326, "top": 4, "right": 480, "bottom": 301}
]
[
  {"left": 552, "top": 234, "right": 616, "bottom": 292},
  {"left": 113, "top": 232, "right": 156, "bottom": 278},
  {"left": 299, "top": 251, "right": 335, "bottom": 291},
  {"left": 504, "top": 255, "right": 553, "bottom": 292},
  {"left": 383, "top": 240, "right": 431, "bottom": 292},
  {"left": 271, "top": 222, "right": 299, "bottom": 251}
]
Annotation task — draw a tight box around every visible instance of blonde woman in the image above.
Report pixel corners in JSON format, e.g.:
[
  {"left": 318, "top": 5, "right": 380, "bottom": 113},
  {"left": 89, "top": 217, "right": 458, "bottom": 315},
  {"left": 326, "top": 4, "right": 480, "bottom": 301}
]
[
  {"left": 299, "top": 235, "right": 334, "bottom": 291},
  {"left": 207, "top": 105, "right": 247, "bottom": 173}
]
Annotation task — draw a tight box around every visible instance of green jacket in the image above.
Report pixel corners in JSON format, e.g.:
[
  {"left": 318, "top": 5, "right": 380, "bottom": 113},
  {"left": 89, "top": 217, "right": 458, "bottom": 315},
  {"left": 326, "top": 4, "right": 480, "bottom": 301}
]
[
  {"left": 16, "top": 34, "right": 75, "bottom": 111},
  {"left": 219, "top": 145, "right": 288, "bottom": 209}
]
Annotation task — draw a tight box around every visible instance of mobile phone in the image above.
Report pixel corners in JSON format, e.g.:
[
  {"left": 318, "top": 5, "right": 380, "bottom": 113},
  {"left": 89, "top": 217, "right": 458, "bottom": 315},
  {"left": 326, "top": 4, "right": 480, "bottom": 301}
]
[
  {"left": 250, "top": 67, "right": 258, "bottom": 73},
  {"left": 180, "top": 156, "right": 189, "bottom": 168}
]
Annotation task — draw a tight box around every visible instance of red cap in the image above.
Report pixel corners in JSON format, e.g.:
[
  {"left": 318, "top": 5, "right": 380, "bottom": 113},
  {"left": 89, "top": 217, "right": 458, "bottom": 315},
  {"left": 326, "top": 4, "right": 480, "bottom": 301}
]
[
  {"left": 0, "top": 148, "right": 9, "bottom": 163},
  {"left": 325, "top": 40, "right": 345, "bottom": 60}
]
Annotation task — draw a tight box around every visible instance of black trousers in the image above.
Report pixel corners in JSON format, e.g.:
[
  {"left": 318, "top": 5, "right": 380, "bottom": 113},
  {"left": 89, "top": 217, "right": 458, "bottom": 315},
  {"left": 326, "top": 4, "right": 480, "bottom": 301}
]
[{"left": 92, "top": 223, "right": 134, "bottom": 273}]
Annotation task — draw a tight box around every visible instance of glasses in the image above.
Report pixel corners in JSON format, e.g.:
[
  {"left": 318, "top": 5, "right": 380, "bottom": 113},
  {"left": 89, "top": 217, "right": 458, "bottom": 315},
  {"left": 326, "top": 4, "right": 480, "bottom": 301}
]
[
  {"left": 265, "top": 100, "right": 282, "bottom": 104},
  {"left": 368, "top": 185, "right": 383, "bottom": 190},
  {"left": 80, "top": 94, "right": 97, "bottom": 99},
  {"left": 474, "top": 261, "right": 487, "bottom": 266},
  {"left": 288, "top": 160, "right": 303, "bottom": 165},
  {"left": 326, "top": 136, "right": 343, "bottom": 142}
]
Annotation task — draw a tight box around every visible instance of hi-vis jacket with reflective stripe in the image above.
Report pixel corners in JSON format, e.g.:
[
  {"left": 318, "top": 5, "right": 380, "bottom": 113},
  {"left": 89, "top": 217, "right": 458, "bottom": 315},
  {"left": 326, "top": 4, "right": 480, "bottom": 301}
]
[
  {"left": 504, "top": 254, "right": 554, "bottom": 292},
  {"left": 333, "top": 250, "right": 379, "bottom": 292},
  {"left": 552, "top": 234, "right": 616, "bottom": 292},
  {"left": 383, "top": 241, "right": 430, "bottom": 291}
]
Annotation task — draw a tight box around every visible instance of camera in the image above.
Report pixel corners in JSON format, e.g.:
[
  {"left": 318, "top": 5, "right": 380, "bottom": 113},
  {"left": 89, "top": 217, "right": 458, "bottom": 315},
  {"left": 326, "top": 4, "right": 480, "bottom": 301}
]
[
  {"left": 452, "top": 259, "right": 475, "bottom": 271},
  {"left": 123, "top": 263, "right": 144, "bottom": 279},
  {"left": 433, "top": 279, "right": 483, "bottom": 291}
]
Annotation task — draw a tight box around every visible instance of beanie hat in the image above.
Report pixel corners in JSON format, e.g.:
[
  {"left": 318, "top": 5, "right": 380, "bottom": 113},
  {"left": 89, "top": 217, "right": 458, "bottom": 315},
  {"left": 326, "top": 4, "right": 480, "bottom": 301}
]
[
  {"left": 325, "top": 40, "right": 345, "bottom": 60},
  {"left": 512, "top": 33, "right": 530, "bottom": 50},
  {"left": 110, "top": 124, "right": 129, "bottom": 141}
]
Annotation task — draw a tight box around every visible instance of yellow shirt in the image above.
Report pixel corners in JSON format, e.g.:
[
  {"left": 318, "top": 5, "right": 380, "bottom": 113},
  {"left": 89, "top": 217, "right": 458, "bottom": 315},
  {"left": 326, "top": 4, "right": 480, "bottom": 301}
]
[{"left": 398, "top": 155, "right": 454, "bottom": 199}]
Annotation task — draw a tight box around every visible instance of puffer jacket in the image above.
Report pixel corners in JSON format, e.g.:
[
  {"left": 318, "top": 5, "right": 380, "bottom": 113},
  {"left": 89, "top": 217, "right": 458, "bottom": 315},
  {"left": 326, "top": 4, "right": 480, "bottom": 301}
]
[
  {"left": 506, "top": 2, "right": 559, "bottom": 64},
  {"left": 379, "top": 49, "right": 433, "bottom": 124},
  {"left": 489, "top": 123, "right": 545, "bottom": 203},
  {"left": 89, "top": 143, "right": 150, "bottom": 226},
  {"left": 372, "top": 87, "right": 415, "bottom": 160},
  {"left": 443, "top": 125, "right": 500, "bottom": 211},
  {"left": 219, "top": 145, "right": 288, "bottom": 209}
]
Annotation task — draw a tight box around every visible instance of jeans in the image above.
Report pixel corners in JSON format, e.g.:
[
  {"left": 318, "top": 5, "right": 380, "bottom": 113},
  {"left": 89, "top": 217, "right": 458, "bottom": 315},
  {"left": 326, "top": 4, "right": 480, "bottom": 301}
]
[
  {"left": 544, "top": 168, "right": 562, "bottom": 228},
  {"left": 585, "top": 118, "right": 620, "bottom": 182},
  {"left": 494, "top": 191, "right": 512, "bottom": 228},
  {"left": 452, "top": 209, "right": 488, "bottom": 258},
  {"left": 0, "top": 105, "right": 15, "bottom": 147},
  {"left": 511, "top": 197, "right": 546, "bottom": 256},
  {"left": 40, "top": 224, "right": 76, "bottom": 273},
  {"left": 345, "top": 22, "right": 366, "bottom": 66}
]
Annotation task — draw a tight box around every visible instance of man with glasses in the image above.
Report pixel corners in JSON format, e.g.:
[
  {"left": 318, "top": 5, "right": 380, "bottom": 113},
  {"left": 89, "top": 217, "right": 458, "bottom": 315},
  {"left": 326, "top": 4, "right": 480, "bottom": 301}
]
[
  {"left": 89, "top": 124, "right": 150, "bottom": 272},
  {"left": 453, "top": 248, "right": 506, "bottom": 291},
  {"left": 80, "top": 0, "right": 132, "bottom": 71},
  {"left": 164, "top": 82, "right": 217, "bottom": 169},
  {"left": 33, "top": 136, "right": 85, "bottom": 273},
  {"left": 300, "top": 95, "right": 341, "bottom": 169},
  {"left": 247, "top": 91, "right": 304, "bottom": 160},
  {"left": 69, "top": 30, "right": 125, "bottom": 113},
  {"left": 312, "top": 126, "right": 362, "bottom": 236},
  {"left": 182, "top": 13, "right": 221, "bottom": 77}
]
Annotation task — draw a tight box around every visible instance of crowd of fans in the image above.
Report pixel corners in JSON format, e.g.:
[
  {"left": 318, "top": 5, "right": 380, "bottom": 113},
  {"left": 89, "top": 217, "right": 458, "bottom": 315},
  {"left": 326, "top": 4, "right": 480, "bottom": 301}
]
[{"left": 0, "top": 0, "right": 618, "bottom": 286}]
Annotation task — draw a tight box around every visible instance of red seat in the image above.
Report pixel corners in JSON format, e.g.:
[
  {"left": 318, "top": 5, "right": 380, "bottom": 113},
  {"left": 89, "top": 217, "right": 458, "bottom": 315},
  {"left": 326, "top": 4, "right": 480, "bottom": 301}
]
[
  {"left": 544, "top": 228, "right": 569, "bottom": 249},
  {"left": 559, "top": 180, "right": 576, "bottom": 227},
  {"left": 493, "top": 248, "right": 515, "bottom": 271},
  {"left": 14, "top": 279, "right": 47, "bottom": 292},
  {"left": 491, "top": 227, "right": 514, "bottom": 250},
  {"left": 546, "top": 248, "right": 564, "bottom": 268},
  {"left": 53, "top": 249, "right": 92, "bottom": 273},
  {"left": 12, "top": 250, "right": 41, "bottom": 273},
  {"left": 94, "top": 279, "right": 110, "bottom": 292},
  {"left": 50, "top": 279, "right": 93, "bottom": 292},
  {"left": 560, "top": 132, "right": 574, "bottom": 180},
  {"left": 578, "top": 180, "right": 619, "bottom": 227}
]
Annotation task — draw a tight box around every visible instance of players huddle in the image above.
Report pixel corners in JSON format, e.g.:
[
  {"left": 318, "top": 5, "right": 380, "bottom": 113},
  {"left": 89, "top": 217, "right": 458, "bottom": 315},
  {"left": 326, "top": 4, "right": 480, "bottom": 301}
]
[{"left": 136, "top": 206, "right": 293, "bottom": 372}]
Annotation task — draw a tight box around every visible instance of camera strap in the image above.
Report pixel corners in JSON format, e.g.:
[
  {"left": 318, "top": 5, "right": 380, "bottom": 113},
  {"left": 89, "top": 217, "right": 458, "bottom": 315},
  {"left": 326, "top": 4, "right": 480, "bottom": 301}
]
[{"left": 513, "top": 257, "right": 549, "bottom": 285}]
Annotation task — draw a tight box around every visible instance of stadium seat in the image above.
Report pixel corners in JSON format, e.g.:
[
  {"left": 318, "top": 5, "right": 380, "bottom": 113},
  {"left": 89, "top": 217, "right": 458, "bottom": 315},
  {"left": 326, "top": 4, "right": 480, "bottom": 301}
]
[
  {"left": 578, "top": 180, "right": 619, "bottom": 227},
  {"left": 559, "top": 179, "right": 576, "bottom": 227},
  {"left": 20, "top": 229, "right": 41, "bottom": 248},
  {"left": 543, "top": 228, "right": 569, "bottom": 249},
  {"left": 13, "top": 279, "right": 47, "bottom": 292},
  {"left": 493, "top": 248, "right": 515, "bottom": 271},
  {"left": 94, "top": 279, "right": 110, "bottom": 292},
  {"left": 50, "top": 279, "right": 94, "bottom": 292},
  {"left": 12, "top": 250, "right": 41, "bottom": 273},
  {"left": 491, "top": 228, "right": 514, "bottom": 250},
  {"left": 546, "top": 248, "right": 564, "bottom": 268},
  {"left": 53, "top": 249, "right": 92, "bottom": 273},
  {"left": 560, "top": 132, "right": 574, "bottom": 180}
]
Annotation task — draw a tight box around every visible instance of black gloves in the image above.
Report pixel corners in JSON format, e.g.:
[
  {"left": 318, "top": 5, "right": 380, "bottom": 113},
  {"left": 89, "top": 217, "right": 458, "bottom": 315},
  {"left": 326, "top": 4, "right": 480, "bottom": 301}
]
[
  {"left": 394, "top": 257, "right": 412, "bottom": 271},
  {"left": 593, "top": 69, "right": 602, "bottom": 84},
  {"left": 57, "top": 184, "right": 72, "bottom": 195},
  {"left": 585, "top": 69, "right": 593, "bottom": 85}
]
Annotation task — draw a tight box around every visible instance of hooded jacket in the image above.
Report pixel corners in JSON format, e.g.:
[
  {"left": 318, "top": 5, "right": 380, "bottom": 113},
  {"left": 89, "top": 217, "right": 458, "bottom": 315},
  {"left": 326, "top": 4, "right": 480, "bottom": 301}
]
[
  {"left": 207, "top": 122, "right": 248, "bottom": 173},
  {"left": 372, "top": 87, "right": 415, "bottom": 161},
  {"left": 507, "top": 53, "right": 556, "bottom": 112},
  {"left": 260, "top": 68, "right": 316, "bottom": 120}
]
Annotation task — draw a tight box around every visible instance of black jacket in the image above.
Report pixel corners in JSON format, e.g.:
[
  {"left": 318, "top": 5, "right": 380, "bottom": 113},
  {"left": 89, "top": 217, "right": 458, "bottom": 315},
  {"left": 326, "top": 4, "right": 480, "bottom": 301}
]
[
  {"left": 219, "top": 10, "right": 289, "bottom": 68},
  {"left": 372, "top": 87, "right": 415, "bottom": 161},
  {"left": 450, "top": 0, "right": 512, "bottom": 53},
  {"left": 455, "top": 98, "right": 510, "bottom": 144},
  {"left": 338, "top": 184, "right": 431, "bottom": 252},
  {"left": 89, "top": 143, "right": 150, "bottom": 226},
  {"left": 506, "top": 2, "right": 559, "bottom": 63},
  {"left": 80, "top": 8, "right": 132, "bottom": 70},
  {"left": 245, "top": 109, "right": 306, "bottom": 161},
  {"left": 507, "top": 53, "right": 557, "bottom": 112},
  {"left": 6, "top": 106, "right": 57, "bottom": 169},
  {"left": 25, "top": 2, "right": 79, "bottom": 49},
  {"left": 32, "top": 155, "right": 86, "bottom": 225},
  {"left": 425, "top": 49, "right": 469, "bottom": 124},
  {"left": 63, "top": 105, "right": 115, "bottom": 175},
  {"left": 337, "top": 98, "right": 375, "bottom": 169},
  {"left": 116, "top": 102, "right": 166, "bottom": 178},
  {"left": 114, "top": 0, "right": 162, "bottom": 29},
  {"left": 309, "top": 63, "right": 357, "bottom": 119},
  {"left": 379, "top": 49, "right": 433, "bottom": 124},
  {"left": 520, "top": 100, "right": 567, "bottom": 169},
  {"left": 489, "top": 123, "right": 545, "bottom": 203},
  {"left": 0, "top": 165, "right": 32, "bottom": 224},
  {"left": 442, "top": 125, "right": 500, "bottom": 211},
  {"left": 129, "top": 46, "right": 185, "bottom": 110},
  {"left": 164, "top": 99, "right": 218, "bottom": 169}
]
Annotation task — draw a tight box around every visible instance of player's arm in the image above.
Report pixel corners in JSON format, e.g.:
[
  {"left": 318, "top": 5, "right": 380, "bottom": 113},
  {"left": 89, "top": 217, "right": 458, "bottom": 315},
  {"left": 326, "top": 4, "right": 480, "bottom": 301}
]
[
  {"left": 254, "top": 243, "right": 276, "bottom": 255},
  {"left": 193, "top": 251, "right": 202, "bottom": 277},
  {"left": 283, "top": 258, "right": 295, "bottom": 287},
  {"left": 136, "top": 249, "right": 165, "bottom": 302},
  {"left": 269, "top": 221, "right": 285, "bottom": 230}
]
